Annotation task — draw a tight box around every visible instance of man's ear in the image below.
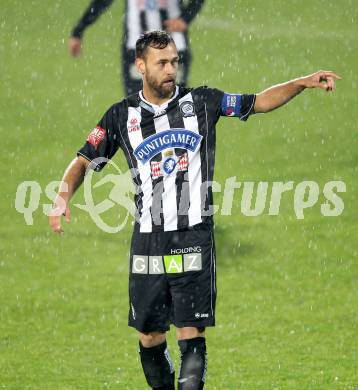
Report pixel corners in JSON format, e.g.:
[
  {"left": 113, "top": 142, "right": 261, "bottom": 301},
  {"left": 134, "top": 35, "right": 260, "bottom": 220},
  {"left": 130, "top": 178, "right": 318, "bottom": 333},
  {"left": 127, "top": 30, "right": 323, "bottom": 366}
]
[{"left": 135, "top": 57, "right": 145, "bottom": 75}]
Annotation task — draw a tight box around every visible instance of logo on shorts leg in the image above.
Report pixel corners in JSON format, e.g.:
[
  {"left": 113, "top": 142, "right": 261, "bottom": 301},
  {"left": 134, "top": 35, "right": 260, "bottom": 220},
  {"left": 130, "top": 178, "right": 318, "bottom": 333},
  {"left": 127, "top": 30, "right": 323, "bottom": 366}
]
[{"left": 195, "top": 313, "right": 209, "bottom": 319}]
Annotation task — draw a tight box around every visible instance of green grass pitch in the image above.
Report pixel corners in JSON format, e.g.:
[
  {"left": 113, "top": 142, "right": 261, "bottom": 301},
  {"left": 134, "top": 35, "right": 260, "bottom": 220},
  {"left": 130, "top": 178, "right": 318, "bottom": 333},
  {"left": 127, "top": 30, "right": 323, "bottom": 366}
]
[{"left": 1, "top": 0, "right": 357, "bottom": 388}]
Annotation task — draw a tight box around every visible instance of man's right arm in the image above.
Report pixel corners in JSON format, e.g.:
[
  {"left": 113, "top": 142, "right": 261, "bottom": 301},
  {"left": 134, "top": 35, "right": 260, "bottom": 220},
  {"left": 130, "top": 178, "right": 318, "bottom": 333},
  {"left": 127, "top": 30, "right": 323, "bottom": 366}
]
[
  {"left": 253, "top": 70, "right": 341, "bottom": 113},
  {"left": 69, "top": 0, "right": 115, "bottom": 57},
  {"left": 49, "top": 156, "right": 90, "bottom": 234},
  {"left": 51, "top": 102, "right": 122, "bottom": 233}
]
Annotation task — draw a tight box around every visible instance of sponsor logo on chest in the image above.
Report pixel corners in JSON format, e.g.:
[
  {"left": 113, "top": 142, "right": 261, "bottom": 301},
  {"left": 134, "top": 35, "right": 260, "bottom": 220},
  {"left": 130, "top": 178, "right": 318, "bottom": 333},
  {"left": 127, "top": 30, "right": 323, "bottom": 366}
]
[{"left": 133, "top": 129, "right": 202, "bottom": 164}]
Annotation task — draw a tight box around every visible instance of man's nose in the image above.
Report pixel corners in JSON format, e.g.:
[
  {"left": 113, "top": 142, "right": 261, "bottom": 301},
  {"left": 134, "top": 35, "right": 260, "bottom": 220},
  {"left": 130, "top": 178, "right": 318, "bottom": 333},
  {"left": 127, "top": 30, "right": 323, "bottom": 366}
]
[{"left": 165, "top": 62, "right": 176, "bottom": 75}]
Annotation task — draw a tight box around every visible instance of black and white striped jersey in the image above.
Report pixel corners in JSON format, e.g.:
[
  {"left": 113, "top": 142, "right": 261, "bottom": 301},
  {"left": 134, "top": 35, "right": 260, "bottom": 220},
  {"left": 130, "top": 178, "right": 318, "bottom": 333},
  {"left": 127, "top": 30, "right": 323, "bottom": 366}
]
[
  {"left": 72, "top": 0, "right": 204, "bottom": 51},
  {"left": 124, "top": 0, "right": 203, "bottom": 51},
  {"left": 78, "top": 86, "right": 255, "bottom": 232}
]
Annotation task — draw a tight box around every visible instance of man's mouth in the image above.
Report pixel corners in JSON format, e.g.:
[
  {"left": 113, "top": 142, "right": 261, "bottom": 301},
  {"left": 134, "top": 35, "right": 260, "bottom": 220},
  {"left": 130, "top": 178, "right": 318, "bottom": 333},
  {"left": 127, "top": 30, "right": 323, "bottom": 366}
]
[{"left": 163, "top": 79, "right": 174, "bottom": 85}]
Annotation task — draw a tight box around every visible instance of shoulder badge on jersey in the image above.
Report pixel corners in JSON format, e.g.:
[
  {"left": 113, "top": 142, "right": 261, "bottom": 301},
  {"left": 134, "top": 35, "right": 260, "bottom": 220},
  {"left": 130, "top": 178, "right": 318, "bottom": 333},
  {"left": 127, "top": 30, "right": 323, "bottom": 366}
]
[{"left": 87, "top": 126, "right": 106, "bottom": 149}]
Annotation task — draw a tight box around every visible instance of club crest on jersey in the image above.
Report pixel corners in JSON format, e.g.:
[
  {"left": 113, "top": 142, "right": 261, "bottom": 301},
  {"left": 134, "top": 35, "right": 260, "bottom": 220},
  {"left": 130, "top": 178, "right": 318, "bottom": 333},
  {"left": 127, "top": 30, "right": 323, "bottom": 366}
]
[
  {"left": 162, "top": 155, "right": 176, "bottom": 174},
  {"left": 151, "top": 151, "right": 188, "bottom": 178},
  {"left": 87, "top": 126, "right": 106, "bottom": 148},
  {"left": 179, "top": 101, "right": 195, "bottom": 118},
  {"left": 134, "top": 129, "right": 202, "bottom": 164}
]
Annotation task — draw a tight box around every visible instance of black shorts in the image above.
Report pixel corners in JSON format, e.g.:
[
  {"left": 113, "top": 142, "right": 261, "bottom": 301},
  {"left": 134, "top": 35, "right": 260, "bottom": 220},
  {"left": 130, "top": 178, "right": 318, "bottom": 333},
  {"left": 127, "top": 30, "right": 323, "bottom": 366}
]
[{"left": 128, "top": 223, "right": 216, "bottom": 333}]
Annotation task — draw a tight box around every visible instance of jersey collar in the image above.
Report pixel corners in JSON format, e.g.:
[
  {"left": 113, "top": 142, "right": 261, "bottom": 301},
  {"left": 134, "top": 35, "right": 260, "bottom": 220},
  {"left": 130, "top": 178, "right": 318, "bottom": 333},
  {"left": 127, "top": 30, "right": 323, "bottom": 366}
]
[{"left": 139, "top": 86, "right": 179, "bottom": 114}]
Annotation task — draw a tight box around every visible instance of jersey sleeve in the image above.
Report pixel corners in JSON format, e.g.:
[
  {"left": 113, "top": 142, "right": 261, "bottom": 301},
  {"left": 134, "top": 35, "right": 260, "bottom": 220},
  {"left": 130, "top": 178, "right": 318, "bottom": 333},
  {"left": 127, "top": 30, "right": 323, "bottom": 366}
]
[
  {"left": 71, "top": 0, "right": 114, "bottom": 38},
  {"left": 220, "top": 93, "right": 256, "bottom": 121},
  {"left": 194, "top": 87, "right": 225, "bottom": 123},
  {"left": 77, "top": 104, "right": 122, "bottom": 172},
  {"left": 180, "top": 0, "right": 205, "bottom": 25}
]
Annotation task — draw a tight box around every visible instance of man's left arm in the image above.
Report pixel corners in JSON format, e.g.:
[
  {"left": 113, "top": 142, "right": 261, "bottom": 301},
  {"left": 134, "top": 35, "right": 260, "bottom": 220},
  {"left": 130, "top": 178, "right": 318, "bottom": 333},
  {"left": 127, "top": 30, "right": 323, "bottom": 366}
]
[
  {"left": 253, "top": 70, "right": 341, "bottom": 114},
  {"left": 164, "top": 0, "right": 205, "bottom": 32},
  {"left": 180, "top": 0, "right": 205, "bottom": 25}
]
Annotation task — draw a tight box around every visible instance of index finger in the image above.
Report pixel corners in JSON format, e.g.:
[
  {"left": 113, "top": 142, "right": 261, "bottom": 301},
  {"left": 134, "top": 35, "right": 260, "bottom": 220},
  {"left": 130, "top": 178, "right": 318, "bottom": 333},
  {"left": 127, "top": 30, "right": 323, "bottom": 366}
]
[{"left": 319, "top": 71, "right": 342, "bottom": 80}]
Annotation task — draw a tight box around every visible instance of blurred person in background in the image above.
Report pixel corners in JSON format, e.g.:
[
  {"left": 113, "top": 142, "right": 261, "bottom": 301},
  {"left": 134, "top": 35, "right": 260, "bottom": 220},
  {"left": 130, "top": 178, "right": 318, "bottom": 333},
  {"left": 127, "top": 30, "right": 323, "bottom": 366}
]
[{"left": 69, "top": 0, "right": 205, "bottom": 95}]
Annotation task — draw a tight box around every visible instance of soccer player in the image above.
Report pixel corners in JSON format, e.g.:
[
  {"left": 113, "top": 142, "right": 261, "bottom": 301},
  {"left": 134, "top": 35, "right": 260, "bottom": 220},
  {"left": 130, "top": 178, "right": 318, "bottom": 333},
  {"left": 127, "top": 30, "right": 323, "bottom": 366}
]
[
  {"left": 50, "top": 31, "right": 340, "bottom": 390},
  {"left": 69, "top": 0, "right": 204, "bottom": 94}
]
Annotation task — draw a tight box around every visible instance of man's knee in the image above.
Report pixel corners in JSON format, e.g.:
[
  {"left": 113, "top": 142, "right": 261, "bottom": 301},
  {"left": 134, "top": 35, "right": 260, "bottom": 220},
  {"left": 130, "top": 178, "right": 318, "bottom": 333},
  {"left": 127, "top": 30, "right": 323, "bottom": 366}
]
[
  {"left": 176, "top": 327, "right": 205, "bottom": 341},
  {"left": 139, "top": 331, "right": 167, "bottom": 348}
]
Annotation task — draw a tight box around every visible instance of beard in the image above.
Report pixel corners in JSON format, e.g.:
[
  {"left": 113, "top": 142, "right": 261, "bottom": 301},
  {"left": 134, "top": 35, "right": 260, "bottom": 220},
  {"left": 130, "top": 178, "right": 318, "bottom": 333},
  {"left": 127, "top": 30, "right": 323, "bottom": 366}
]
[{"left": 144, "top": 72, "right": 176, "bottom": 99}]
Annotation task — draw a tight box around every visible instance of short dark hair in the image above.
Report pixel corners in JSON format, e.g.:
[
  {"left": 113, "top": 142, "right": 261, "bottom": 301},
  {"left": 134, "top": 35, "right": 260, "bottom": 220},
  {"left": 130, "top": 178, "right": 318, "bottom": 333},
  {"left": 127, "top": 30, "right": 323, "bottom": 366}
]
[{"left": 135, "top": 30, "right": 175, "bottom": 59}]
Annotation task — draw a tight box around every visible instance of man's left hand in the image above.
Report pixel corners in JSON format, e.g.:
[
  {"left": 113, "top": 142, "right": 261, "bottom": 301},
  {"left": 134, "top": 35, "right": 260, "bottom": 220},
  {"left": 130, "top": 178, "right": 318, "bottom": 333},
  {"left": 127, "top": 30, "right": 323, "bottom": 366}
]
[
  {"left": 164, "top": 18, "right": 188, "bottom": 33},
  {"left": 300, "top": 70, "right": 342, "bottom": 91}
]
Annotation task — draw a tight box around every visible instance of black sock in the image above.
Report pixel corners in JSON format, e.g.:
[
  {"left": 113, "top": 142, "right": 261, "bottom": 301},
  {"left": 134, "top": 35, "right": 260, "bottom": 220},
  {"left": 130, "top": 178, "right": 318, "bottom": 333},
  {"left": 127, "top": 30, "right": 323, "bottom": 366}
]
[
  {"left": 178, "top": 337, "right": 207, "bottom": 390},
  {"left": 139, "top": 340, "right": 175, "bottom": 390}
]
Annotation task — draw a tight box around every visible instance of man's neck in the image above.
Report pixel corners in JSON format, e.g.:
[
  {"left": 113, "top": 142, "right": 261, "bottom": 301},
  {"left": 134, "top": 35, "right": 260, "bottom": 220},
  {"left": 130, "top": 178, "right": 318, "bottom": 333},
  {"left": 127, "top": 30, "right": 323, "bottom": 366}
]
[{"left": 142, "top": 85, "right": 175, "bottom": 106}]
